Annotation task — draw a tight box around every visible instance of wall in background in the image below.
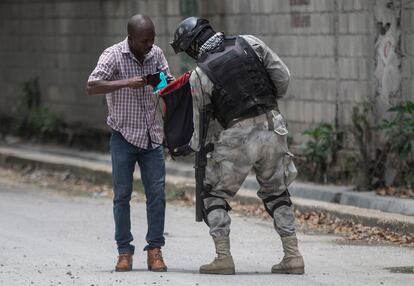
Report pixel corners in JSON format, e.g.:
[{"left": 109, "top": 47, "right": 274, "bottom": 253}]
[{"left": 0, "top": 0, "right": 412, "bottom": 145}]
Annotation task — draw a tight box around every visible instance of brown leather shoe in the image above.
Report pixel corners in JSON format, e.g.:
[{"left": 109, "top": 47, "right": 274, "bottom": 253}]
[
  {"left": 115, "top": 253, "right": 133, "bottom": 272},
  {"left": 147, "top": 248, "right": 167, "bottom": 272}
]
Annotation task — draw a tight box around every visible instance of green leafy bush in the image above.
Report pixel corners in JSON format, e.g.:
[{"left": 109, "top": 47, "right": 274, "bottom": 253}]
[
  {"left": 379, "top": 101, "right": 414, "bottom": 162},
  {"left": 350, "top": 100, "right": 414, "bottom": 189},
  {"left": 378, "top": 101, "right": 414, "bottom": 186},
  {"left": 32, "top": 106, "right": 65, "bottom": 135},
  {"left": 350, "top": 101, "right": 382, "bottom": 188},
  {"left": 301, "top": 123, "right": 342, "bottom": 182},
  {"left": 13, "top": 78, "right": 64, "bottom": 137}
]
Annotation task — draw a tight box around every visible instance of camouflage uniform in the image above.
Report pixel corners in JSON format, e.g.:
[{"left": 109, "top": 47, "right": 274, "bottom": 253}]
[{"left": 189, "top": 35, "right": 298, "bottom": 238}]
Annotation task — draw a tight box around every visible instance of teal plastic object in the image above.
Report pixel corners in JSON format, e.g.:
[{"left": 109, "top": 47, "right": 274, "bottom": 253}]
[{"left": 153, "top": 71, "right": 167, "bottom": 93}]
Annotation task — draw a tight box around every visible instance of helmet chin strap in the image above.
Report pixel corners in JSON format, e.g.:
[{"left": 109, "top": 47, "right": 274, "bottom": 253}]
[
  {"left": 197, "top": 28, "right": 215, "bottom": 47},
  {"left": 185, "top": 27, "right": 216, "bottom": 59},
  {"left": 185, "top": 42, "right": 199, "bottom": 59}
]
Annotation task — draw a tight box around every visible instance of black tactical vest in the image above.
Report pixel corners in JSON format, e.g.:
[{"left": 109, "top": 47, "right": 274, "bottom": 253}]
[{"left": 196, "top": 36, "right": 278, "bottom": 128}]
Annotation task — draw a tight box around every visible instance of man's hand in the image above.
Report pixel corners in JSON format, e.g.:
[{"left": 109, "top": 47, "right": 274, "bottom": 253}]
[
  {"left": 126, "top": 76, "right": 146, "bottom": 89},
  {"left": 171, "top": 144, "right": 194, "bottom": 157}
]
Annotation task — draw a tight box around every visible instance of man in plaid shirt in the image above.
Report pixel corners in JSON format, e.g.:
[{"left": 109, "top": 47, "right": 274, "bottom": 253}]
[{"left": 87, "top": 14, "right": 174, "bottom": 273}]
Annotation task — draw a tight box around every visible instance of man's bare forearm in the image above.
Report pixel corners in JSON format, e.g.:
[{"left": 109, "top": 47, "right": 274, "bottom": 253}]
[{"left": 86, "top": 80, "right": 129, "bottom": 95}]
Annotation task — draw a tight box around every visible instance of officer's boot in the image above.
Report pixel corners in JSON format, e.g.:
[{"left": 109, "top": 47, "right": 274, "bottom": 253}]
[
  {"left": 199, "top": 236, "right": 235, "bottom": 274},
  {"left": 271, "top": 235, "right": 304, "bottom": 274}
]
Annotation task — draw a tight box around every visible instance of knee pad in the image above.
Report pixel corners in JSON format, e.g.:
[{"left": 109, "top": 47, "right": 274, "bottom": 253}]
[
  {"left": 201, "top": 185, "right": 232, "bottom": 226},
  {"left": 262, "top": 189, "right": 292, "bottom": 218}
]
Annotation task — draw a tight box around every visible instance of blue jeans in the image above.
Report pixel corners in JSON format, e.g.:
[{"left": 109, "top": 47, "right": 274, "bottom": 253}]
[{"left": 110, "top": 130, "right": 166, "bottom": 254}]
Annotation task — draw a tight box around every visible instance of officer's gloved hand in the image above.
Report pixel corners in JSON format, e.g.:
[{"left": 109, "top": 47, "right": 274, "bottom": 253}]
[{"left": 172, "top": 144, "right": 194, "bottom": 157}]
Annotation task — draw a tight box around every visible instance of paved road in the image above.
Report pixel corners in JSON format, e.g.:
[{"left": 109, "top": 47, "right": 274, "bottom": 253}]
[{"left": 0, "top": 179, "right": 412, "bottom": 286}]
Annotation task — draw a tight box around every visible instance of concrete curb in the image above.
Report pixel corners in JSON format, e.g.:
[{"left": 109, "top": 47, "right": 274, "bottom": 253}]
[
  {"left": 168, "top": 162, "right": 414, "bottom": 217},
  {"left": 236, "top": 189, "right": 414, "bottom": 235},
  {"left": 0, "top": 144, "right": 413, "bottom": 235}
]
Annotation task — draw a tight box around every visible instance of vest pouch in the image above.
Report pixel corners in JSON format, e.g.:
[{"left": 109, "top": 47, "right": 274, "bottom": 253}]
[
  {"left": 271, "top": 111, "right": 288, "bottom": 136},
  {"left": 197, "top": 36, "right": 278, "bottom": 127}
]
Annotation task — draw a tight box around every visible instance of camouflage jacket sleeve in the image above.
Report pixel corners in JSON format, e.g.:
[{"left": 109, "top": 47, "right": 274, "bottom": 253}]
[
  {"left": 241, "top": 35, "right": 291, "bottom": 97},
  {"left": 188, "top": 67, "right": 222, "bottom": 151}
]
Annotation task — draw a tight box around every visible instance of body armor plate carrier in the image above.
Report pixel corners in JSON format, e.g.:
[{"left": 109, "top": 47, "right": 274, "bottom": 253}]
[{"left": 196, "top": 36, "right": 278, "bottom": 128}]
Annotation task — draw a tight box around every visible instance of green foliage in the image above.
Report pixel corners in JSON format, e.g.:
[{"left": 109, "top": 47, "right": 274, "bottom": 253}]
[
  {"left": 14, "top": 78, "right": 64, "bottom": 137},
  {"left": 32, "top": 106, "right": 65, "bottom": 135},
  {"left": 378, "top": 101, "right": 414, "bottom": 161},
  {"left": 287, "top": 133, "right": 294, "bottom": 146},
  {"left": 350, "top": 101, "right": 382, "bottom": 188},
  {"left": 301, "top": 123, "right": 342, "bottom": 182},
  {"left": 350, "top": 100, "right": 414, "bottom": 189},
  {"left": 351, "top": 101, "right": 372, "bottom": 152},
  {"left": 378, "top": 101, "right": 414, "bottom": 186},
  {"left": 2, "top": 77, "right": 110, "bottom": 151},
  {"left": 18, "top": 77, "right": 41, "bottom": 111}
]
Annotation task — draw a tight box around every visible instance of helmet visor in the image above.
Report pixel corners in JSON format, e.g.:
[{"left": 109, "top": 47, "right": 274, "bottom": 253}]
[{"left": 170, "top": 38, "right": 182, "bottom": 54}]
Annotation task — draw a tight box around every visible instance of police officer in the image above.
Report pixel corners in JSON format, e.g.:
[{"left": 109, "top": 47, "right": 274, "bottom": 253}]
[{"left": 170, "top": 17, "right": 304, "bottom": 275}]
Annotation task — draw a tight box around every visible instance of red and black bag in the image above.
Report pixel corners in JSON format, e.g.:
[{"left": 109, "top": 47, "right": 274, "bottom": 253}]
[{"left": 158, "top": 71, "right": 194, "bottom": 154}]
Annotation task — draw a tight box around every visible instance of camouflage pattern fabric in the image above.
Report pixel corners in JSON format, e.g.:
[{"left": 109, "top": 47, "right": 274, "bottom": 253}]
[{"left": 189, "top": 35, "right": 297, "bottom": 238}]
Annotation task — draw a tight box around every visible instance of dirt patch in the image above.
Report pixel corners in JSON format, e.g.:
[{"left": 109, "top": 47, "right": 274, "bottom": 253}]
[
  {"left": 294, "top": 211, "right": 413, "bottom": 246},
  {"left": 375, "top": 186, "right": 414, "bottom": 199},
  {"left": 228, "top": 200, "right": 414, "bottom": 247},
  {"left": 0, "top": 165, "right": 114, "bottom": 197},
  {"left": 385, "top": 266, "right": 414, "bottom": 274}
]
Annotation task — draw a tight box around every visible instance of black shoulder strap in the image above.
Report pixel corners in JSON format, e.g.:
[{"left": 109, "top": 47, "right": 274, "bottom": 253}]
[
  {"left": 196, "top": 36, "right": 237, "bottom": 84},
  {"left": 236, "top": 36, "right": 263, "bottom": 66}
]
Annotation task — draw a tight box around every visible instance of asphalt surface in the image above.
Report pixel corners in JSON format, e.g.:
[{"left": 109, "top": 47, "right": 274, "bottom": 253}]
[
  {"left": 1, "top": 143, "right": 413, "bottom": 235},
  {"left": 0, "top": 178, "right": 413, "bottom": 286}
]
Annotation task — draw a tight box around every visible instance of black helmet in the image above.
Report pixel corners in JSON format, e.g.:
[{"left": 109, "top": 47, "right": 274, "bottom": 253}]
[{"left": 170, "top": 17, "right": 213, "bottom": 57}]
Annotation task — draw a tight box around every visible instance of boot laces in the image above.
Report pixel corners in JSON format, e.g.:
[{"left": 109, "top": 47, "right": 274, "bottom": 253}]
[
  {"left": 154, "top": 249, "right": 164, "bottom": 261},
  {"left": 118, "top": 254, "right": 131, "bottom": 262}
]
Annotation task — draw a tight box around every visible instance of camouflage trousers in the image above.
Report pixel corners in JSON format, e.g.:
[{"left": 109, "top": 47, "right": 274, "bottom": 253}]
[{"left": 203, "top": 111, "right": 297, "bottom": 238}]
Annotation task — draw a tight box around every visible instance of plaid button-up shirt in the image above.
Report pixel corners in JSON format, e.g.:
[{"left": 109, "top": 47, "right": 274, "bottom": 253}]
[{"left": 88, "top": 38, "right": 173, "bottom": 149}]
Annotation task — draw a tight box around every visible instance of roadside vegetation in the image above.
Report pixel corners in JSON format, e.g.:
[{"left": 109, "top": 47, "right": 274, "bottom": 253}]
[
  {"left": 298, "top": 100, "right": 414, "bottom": 198},
  {"left": 0, "top": 78, "right": 109, "bottom": 151}
]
